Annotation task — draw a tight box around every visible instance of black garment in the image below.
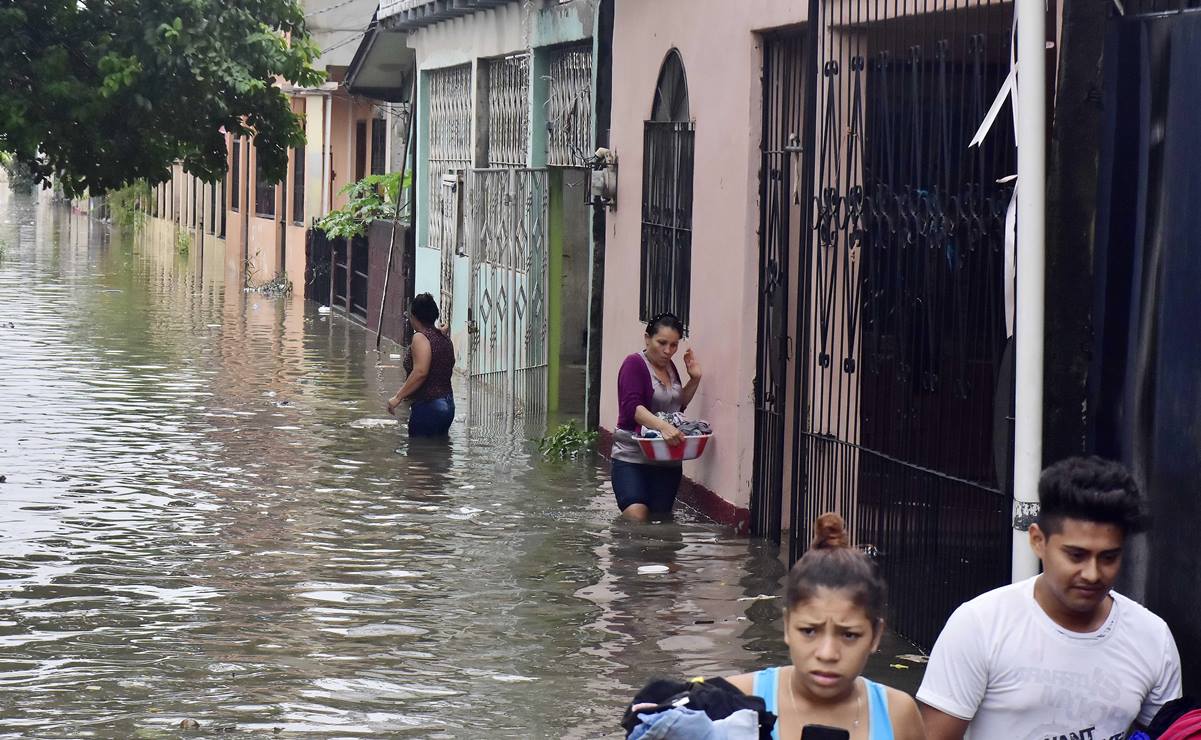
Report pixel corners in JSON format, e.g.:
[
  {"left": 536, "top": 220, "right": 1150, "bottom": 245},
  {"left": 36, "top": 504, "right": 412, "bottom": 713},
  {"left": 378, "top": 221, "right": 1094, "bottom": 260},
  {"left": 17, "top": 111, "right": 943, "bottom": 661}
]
[
  {"left": 622, "top": 677, "right": 776, "bottom": 740},
  {"left": 1148, "top": 696, "right": 1201, "bottom": 738},
  {"left": 1091, "top": 12, "right": 1201, "bottom": 688}
]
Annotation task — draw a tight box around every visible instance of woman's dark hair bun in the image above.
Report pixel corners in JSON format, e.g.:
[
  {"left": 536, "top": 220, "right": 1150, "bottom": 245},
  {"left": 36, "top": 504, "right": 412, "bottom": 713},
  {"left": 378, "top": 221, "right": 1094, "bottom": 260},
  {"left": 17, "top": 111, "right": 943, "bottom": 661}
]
[
  {"left": 645, "top": 312, "right": 686, "bottom": 338},
  {"left": 785, "top": 511, "right": 887, "bottom": 625},
  {"left": 811, "top": 512, "right": 849, "bottom": 550}
]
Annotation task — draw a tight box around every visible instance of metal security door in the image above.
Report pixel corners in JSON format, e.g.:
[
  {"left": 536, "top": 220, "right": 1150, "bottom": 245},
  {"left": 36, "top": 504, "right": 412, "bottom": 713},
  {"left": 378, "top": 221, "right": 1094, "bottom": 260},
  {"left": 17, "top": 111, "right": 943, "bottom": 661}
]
[
  {"left": 752, "top": 33, "right": 806, "bottom": 543},
  {"left": 465, "top": 168, "right": 549, "bottom": 434},
  {"left": 791, "top": 0, "right": 1017, "bottom": 649}
]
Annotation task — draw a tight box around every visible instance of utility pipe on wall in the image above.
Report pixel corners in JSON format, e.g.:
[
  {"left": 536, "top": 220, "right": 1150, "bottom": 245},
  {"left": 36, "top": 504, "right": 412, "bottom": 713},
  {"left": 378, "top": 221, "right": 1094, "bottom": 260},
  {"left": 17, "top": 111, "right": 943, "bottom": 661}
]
[
  {"left": 324, "top": 93, "right": 334, "bottom": 216},
  {"left": 1012, "top": 0, "right": 1046, "bottom": 583}
]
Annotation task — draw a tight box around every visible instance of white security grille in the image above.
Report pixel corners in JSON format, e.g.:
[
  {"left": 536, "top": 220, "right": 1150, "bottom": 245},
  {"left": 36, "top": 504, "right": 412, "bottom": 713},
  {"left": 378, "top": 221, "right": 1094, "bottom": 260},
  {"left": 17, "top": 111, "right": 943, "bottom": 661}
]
[
  {"left": 486, "top": 54, "right": 531, "bottom": 168},
  {"left": 547, "top": 45, "right": 593, "bottom": 167},
  {"left": 427, "top": 64, "right": 473, "bottom": 326},
  {"left": 429, "top": 65, "right": 472, "bottom": 167}
]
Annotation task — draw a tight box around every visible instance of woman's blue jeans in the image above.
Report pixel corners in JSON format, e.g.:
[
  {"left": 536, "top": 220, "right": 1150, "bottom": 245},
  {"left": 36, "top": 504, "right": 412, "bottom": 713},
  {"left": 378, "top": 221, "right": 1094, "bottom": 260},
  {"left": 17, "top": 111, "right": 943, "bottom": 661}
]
[
  {"left": 409, "top": 395, "right": 454, "bottom": 437},
  {"left": 611, "top": 459, "right": 682, "bottom": 514}
]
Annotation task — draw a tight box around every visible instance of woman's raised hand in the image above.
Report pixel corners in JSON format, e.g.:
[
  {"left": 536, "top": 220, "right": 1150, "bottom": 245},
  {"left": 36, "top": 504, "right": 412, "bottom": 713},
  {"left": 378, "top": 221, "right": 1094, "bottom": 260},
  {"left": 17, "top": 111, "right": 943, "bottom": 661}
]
[{"left": 683, "top": 348, "right": 702, "bottom": 380}]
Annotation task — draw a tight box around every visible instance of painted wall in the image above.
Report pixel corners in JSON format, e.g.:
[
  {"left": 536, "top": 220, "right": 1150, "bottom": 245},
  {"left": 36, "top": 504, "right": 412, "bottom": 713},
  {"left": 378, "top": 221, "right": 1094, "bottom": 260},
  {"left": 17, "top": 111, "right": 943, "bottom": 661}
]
[
  {"left": 602, "top": 0, "right": 809, "bottom": 512},
  {"left": 303, "top": 94, "right": 327, "bottom": 223}
]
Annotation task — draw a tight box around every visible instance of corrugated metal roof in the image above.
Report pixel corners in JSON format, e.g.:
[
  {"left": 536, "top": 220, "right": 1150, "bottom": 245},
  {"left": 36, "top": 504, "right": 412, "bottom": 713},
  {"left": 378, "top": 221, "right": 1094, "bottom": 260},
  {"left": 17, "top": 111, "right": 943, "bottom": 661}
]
[{"left": 379, "top": 0, "right": 516, "bottom": 31}]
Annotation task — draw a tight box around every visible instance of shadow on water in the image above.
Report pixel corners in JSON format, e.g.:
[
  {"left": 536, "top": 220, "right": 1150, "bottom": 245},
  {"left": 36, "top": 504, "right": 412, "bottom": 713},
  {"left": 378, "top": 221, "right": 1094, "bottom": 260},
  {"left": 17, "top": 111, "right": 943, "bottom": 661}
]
[{"left": 0, "top": 192, "right": 922, "bottom": 738}]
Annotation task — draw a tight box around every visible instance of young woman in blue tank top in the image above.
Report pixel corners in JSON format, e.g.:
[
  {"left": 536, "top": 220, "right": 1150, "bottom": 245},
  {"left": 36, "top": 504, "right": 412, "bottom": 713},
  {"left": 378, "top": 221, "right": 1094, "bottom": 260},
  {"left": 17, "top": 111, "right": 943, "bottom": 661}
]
[{"left": 726, "top": 513, "right": 925, "bottom": 740}]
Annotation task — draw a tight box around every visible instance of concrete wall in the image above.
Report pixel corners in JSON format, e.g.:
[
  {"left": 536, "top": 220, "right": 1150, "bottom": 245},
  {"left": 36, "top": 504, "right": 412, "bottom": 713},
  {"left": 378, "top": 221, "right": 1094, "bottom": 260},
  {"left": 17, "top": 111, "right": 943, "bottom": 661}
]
[{"left": 602, "top": 0, "right": 809, "bottom": 515}]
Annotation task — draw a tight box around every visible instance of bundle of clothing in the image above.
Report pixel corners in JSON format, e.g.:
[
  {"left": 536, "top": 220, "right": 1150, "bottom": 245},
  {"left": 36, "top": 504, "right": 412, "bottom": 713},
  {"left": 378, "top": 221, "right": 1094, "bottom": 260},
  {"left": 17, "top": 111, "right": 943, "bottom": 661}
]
[
  {"left": 621, "top": 677, "right": 776, "bottom": 740},
  {"left": 1132, "top": 697, "right": 1201, "bottom": 740},
  {"left": 639, "top": 412, "right": 713, "bottom": 439}
]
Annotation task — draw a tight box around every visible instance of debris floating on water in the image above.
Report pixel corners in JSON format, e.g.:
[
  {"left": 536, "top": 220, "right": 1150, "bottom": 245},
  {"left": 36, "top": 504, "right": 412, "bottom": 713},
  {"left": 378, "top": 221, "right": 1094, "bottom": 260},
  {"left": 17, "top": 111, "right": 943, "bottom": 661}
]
[
  {"left": 737, "top": 594, "right": 779, "bottom": 603},
  {"left": 349, "top": 417, "right": 396, "bottom": 429},
  {"left": 637, "top": 565, "right": 670, "bottom": 575},
  {"left": 895, "top": 654, "right": 929, "bottom": 664}
]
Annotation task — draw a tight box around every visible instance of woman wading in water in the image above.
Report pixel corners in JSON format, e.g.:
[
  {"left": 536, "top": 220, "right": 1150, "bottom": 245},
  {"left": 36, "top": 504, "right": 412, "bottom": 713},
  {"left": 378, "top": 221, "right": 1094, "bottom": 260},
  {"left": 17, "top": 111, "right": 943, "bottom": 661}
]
[
  {"left": 387, "top": 293, "right": 455, "bottom": 437},
  {"left": 609, "top": 313, "right": 701, "bottom": 521}
]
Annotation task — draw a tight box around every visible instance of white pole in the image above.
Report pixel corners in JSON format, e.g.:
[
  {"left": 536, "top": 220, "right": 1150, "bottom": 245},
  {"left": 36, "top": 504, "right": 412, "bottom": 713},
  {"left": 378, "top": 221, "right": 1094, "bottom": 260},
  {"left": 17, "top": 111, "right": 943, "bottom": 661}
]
[
  {"left": 1012, "top": 0, "right": 1046, "bottom": 583},
  {"left": 323, "top": 93, "right": 333, "bottom": 217}
]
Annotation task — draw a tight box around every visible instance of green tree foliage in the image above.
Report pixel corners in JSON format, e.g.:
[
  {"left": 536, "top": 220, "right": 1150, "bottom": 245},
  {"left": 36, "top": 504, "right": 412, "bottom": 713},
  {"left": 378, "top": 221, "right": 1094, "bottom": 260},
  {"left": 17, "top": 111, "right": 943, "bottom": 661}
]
[{"left": 0, "top": 0, "right": 324, "bottom": 197}]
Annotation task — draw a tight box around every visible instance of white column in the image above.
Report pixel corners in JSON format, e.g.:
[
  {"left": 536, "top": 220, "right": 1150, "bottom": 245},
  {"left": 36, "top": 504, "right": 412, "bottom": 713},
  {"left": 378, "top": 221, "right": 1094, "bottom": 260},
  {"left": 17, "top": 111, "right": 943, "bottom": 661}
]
[{"left": 1012, "top": 0, "right": 1046, "bottom": 582}]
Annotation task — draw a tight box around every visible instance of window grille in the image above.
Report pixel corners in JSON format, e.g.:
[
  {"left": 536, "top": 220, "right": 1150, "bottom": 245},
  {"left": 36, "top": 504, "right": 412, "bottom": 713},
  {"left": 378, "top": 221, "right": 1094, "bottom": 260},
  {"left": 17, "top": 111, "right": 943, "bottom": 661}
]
[
  {"left": 639, "top": 51, "right": 694, "bottom": 328},
  {"left": 231, "top": 140, "right": 241, "bottom": 211},
  {"left": 486, "top": 54, "right": 531, "bottom": 168},
  {"left": 547, "top": 45, "right": 592, "bottom": 167},
  {"left": 293, "top": 146, "right": 305, "bottom": 224},
  {"left": 254, "top": 150, "right": 275, "bottom": 218},
  {"left": 370, "top": 118, "right": 386, "bottom": 175},
  {"left": 355, "top": 121, "right": 368, "bottom": 182}
]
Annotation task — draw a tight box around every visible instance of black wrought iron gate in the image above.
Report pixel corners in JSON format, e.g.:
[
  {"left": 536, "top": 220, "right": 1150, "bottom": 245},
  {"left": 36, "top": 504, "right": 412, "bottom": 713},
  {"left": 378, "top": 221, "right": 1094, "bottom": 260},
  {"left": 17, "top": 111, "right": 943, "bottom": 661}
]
[
  {"left": 787, "top": 0, "right": 1018, "bottom": 649},
  {"left": 752, "top": 33, "right": 807, "bottom": 543}
]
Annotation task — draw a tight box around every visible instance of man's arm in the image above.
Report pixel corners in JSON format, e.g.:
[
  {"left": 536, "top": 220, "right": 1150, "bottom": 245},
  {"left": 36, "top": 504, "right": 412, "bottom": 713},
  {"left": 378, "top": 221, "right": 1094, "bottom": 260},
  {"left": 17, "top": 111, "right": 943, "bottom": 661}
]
[
  {"left": 920, "top": 703, "right": 972, "bottom": 740},
  {"left": 916, "top": 602, "right": 989, "bottom": 740}
]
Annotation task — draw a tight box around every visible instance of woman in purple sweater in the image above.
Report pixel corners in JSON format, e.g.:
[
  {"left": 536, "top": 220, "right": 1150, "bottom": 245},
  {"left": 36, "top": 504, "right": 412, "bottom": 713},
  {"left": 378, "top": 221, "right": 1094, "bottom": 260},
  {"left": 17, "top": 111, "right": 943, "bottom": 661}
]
[{"left": 611, "top": 313, "right": 702, "bottom": 521}]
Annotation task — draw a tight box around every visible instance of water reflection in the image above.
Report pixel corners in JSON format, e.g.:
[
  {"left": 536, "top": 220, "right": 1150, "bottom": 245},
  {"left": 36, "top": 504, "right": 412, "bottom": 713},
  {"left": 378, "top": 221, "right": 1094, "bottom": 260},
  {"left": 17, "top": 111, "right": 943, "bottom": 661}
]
[{"left": 0, "top": 192, "right": 918, "bottom": 738}]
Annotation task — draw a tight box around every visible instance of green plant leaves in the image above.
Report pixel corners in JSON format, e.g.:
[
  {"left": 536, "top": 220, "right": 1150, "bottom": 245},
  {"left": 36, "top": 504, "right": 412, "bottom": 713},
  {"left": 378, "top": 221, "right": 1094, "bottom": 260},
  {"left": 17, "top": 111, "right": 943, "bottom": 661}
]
[
  {"left": 539, "top": 421, "right": 598, "bottom": 459},
  {"left": 314, "top": 172, "right": 411, "bottom": 240}
]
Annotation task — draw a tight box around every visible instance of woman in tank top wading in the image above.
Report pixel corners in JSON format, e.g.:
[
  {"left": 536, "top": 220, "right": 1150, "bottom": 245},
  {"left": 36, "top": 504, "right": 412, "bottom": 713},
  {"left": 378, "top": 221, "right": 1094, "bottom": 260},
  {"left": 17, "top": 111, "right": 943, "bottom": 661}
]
[{"left": 387, "top": 293, "right": 456, "bottom": 437}]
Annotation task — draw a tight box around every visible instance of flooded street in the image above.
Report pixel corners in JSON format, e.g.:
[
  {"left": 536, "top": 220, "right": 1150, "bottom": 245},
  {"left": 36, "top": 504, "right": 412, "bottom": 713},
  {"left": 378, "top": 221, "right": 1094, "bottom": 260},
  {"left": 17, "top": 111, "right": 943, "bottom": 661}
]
[{"left": 0, "top": 193, "right": 918, "bottom": 738}]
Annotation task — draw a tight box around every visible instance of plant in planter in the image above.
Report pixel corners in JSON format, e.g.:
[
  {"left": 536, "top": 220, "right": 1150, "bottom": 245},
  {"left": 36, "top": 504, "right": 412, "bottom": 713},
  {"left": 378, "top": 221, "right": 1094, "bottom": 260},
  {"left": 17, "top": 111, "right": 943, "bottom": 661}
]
[{"left": 314, "top": 171, "right": 411, "bottom": 240}]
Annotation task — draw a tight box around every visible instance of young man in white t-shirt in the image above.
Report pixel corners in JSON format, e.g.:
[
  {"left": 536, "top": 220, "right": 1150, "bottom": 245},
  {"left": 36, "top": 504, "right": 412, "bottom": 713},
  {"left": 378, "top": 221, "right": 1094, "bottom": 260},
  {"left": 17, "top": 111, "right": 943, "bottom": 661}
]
[{"left": 917, "top": 456, "right": 1182, "bottom": 740}]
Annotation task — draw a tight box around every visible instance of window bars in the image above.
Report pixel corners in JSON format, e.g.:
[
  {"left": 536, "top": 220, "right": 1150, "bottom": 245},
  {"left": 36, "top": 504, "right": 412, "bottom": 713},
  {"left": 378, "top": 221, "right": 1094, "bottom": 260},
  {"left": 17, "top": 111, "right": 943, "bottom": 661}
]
[
  {"left": 639, "top": 120, "right": 695, "bottom": 329},
  {"left": 254, "top": 152, "right": 275, "bottom": 218},
  {"left": 548, "top": 44, "right": 593, "bottom": 167},
  {"left": 371, "top": 118, "right": 387, "bottom": 176},
  {"left": 427, "top": 64, "right": 474, "bottom": 326},
  {"left": 486, "top": 54, "right": 531, "bottom": 168}
]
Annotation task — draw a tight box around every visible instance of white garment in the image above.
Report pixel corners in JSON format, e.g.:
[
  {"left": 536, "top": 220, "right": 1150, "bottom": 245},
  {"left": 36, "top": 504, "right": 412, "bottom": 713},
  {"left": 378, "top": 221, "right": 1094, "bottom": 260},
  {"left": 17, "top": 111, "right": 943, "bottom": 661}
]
[{"left": 917, "top": 576, "right": 1181, "bottom": 740}]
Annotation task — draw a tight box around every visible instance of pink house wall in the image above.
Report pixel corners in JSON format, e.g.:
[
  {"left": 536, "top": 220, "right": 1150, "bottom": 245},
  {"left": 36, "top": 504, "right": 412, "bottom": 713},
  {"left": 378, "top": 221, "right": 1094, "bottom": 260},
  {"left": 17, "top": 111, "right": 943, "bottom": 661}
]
[{"left": 602, "top": 0, "right": 809, "bottom": 521}]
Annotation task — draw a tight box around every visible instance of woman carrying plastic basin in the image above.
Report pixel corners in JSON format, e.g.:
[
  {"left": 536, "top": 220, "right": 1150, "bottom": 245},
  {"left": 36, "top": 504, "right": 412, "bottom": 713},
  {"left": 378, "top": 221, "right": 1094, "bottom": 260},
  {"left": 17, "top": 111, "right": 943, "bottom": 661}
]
[{"left": 610, "top": 313, "right": 703, "bottom": 522}]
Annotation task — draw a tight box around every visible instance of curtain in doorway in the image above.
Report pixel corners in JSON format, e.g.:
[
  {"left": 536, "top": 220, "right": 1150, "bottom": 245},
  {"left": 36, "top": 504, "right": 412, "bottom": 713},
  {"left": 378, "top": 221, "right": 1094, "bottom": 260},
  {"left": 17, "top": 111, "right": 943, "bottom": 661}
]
[{"left": 1090, "top": 11, "right": 1201, "bottom": 690}]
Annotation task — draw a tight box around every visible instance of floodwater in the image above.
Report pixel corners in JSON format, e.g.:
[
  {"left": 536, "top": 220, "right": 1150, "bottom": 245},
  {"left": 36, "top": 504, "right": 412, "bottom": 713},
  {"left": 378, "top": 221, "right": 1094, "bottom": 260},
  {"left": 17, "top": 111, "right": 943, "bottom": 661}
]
[{"left": 0, "top": 192, "right": 921, "bottom": 738}]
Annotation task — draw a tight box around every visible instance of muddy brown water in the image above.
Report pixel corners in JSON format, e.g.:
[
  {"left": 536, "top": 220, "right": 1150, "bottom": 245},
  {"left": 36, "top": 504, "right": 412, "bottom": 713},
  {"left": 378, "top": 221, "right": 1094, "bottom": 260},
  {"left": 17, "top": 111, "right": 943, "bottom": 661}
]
[{"left": 0, "top": 193, "right": 922, "bottom": 738}]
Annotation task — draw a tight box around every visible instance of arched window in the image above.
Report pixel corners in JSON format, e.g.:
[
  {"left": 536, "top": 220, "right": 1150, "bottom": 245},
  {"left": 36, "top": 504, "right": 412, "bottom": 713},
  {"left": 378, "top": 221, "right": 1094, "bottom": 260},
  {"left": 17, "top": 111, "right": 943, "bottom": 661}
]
[{"left": 640, "top": 49, "right": 695, "bottom": 328}]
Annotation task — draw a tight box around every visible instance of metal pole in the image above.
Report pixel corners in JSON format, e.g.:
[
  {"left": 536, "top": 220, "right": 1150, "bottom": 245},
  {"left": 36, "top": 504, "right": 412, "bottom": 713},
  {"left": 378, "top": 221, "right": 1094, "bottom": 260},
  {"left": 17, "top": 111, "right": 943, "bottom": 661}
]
[
  {"left": 1012, "top": 0, "right": 1046, "bottom": 582},
  {"left": 377, "top": 82, "right": 419, "bottom": 349}
]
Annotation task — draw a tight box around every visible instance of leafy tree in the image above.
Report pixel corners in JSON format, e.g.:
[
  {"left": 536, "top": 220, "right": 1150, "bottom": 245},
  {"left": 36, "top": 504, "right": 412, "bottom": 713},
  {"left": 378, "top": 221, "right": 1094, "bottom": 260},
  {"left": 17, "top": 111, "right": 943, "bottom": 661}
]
[{"left": 0, "top": 0, "right": 324, "bottom": 197}]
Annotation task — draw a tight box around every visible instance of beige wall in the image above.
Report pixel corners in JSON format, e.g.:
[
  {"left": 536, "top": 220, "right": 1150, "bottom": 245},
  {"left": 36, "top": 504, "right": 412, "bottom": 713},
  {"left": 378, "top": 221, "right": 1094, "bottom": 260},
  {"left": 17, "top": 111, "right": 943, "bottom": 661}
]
[{"left": 602, "top": 0, "right": 809, "bottom": 511}]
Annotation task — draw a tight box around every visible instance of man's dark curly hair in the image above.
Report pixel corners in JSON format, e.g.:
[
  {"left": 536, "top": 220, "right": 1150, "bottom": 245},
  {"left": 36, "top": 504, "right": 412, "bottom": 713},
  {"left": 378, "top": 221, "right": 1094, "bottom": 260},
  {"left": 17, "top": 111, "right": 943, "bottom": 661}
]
[{"left": 1037, "top": 456, "right": 1149, "bottom": 536}]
